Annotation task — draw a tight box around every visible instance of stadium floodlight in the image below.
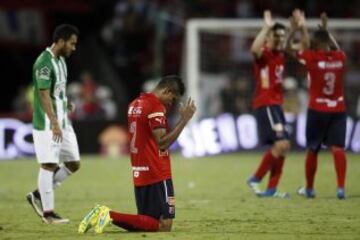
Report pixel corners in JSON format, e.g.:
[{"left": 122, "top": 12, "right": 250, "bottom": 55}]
[{"left": 185, "top": 18, "right": 360, "bottom": 123}]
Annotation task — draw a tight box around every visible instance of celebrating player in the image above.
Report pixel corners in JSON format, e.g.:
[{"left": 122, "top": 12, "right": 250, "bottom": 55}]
[
  {"left": 288, "top": 11, "right": 348, "bottom": 199},
  {"left": 247, "top": 10, "right": 290, "bottom": 198},
  {"left": 78, "top": 75, "right": 196, "bottom": 233},
  {"left": 26, "top": 24, "right": 80, "bottom": 223}
]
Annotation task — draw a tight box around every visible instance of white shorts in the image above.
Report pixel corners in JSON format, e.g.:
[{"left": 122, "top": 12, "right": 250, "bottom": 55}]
[{"left": 33, "top": 126, "right": 80, "bottom": 164}]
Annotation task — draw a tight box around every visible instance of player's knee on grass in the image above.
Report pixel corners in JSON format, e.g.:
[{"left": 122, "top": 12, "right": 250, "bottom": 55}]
[
  {"left": 64, "top": 161, "right": 80, "bottom": 173},
  {"left": 158, "top": 217, "right": 172, "bottom": 232},
  {"left": 273, "top": 140, "right": 290, "bottom": 157},
  {"left": 41, "top": 163, "right": 58, "bottom": 172}
]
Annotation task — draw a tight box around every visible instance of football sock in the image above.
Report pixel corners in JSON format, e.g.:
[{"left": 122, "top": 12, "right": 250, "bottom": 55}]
[
  {"left": 332, "top": 147, "right": 347, "bottom": 188},
  {"left": 38, "top": 168, "right": 54, "bottom": 212},
  {"left": 305, "top": 150, "right": 318, "bottom": 190},
  {"left": 254, "top": 150, "right": 274, "bottom": 181},
  {"left": 267, "top": 156, "right": 285, "bottom": 189},
  {"left": 53, "top": 164, "right": 72, "bottom": 189},
  {"left": 109, "top": 211, "right": 159, "bottom": 232}
]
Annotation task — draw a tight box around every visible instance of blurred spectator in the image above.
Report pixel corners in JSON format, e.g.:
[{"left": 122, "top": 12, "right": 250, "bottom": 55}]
[
  {"left": 67, "top": 70, "right": 117, "bottom": 120},
  {"left": 79, "top": 71, "right": 102, "bottom": 119},
  {"left": 12, "top": 85, "right": 33, "bottom": 120},
  {"left": 96, "top": 86, "right": 117, "bottom": 120},
  {"left": 235, "top": 0, "right": 254, "bottom": 18}
]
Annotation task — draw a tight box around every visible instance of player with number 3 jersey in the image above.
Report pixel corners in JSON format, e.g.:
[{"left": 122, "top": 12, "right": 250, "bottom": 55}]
[
  {"left": 288, "top": 11, "right": 348, "bottom": 199},
  {"left": 297, "top": 48, "right": 346, "bottom": 112}
]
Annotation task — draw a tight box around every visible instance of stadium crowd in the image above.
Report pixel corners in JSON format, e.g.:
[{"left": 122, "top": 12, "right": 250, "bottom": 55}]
[{"left": 2, "top": 0, "right": 360, "bottom": 120}]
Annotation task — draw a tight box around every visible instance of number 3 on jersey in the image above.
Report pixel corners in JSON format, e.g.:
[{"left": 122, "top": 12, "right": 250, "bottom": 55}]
[
  {"left": 129, "top": 121, "right": 138, "bottom": 154},
  {"left": 323, "top": 72, "right": 336, "bottom": 95}
]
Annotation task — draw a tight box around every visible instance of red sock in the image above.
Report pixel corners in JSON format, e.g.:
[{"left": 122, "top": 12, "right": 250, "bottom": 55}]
[
  {"left": 254, "top": 150, "right": 275, "bottom": 181},
  {"left": 109, "top": 211, "right": 159, "bottom": 232},
  {"left": 331, "top": 147, "right": 347, "bottom": 188},
  {"left": 267, "top": 156, "right": 285, "bottom": 189},
  {"left": 305, "top": 150, "right": 318, "bottom": 189}
]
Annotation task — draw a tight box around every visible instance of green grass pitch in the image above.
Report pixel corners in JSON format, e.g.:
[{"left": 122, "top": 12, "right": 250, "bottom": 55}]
[{"left": 0, "top": 152, "right": 359, "bottom": 240}]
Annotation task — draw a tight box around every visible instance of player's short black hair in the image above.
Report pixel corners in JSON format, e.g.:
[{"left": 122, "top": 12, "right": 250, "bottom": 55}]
[
  {"left": 313, "top": 29, "right": 330, "bottom": 43},
  {"left": 272, "top": 22, "right": 286, "bottom": 32},
  {"left": 157, "top": 75, "right": 185, "bottom": 96},
  {"left": 53, "top": 24, "right": 79, "bottom": 42}
]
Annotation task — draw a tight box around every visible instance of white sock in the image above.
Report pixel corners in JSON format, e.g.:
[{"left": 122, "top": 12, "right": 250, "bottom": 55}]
[
  {"left": 53, "top": 165, "right": 72, "bottom": 189},
  {"left": 38, "top": 168, "right": 54, "bottom": 212}
]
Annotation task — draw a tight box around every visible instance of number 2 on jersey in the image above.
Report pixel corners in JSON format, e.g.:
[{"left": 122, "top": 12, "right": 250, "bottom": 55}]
[
  {"left": 323, "top": 72, "right": 336, "bottom": 95},
  {"left": 129, "top": 121, "right": 138, "bottom": 154}
]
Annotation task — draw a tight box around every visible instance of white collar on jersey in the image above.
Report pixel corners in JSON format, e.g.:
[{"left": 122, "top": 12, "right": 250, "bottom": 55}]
[{"left": 46, "top": 47, "right": 56, "bottom": 58}]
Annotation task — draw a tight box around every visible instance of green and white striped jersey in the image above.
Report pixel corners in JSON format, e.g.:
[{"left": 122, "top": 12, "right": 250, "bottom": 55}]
[{"left": 32, "top": 47, "right": 69, "bottom": 130}]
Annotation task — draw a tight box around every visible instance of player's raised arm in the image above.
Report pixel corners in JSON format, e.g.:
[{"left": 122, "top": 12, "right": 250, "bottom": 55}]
[
  {"left": 251, "top": 10, "right": 274, "bottom": 59},
  {"left": 152, "top": 98, "right": 196, "bottom": 151},
  {"left": 286, "top": 9, "right": 310, "bottom": 58},
  {"left": 319, "top": 12, "right": 341, "bottom": 50},
  {"left": 295, "top": 9, "right": 310, "bottom": 49},
  {"left": 285, "top": 16, "right": 300, "bottom": 57}
]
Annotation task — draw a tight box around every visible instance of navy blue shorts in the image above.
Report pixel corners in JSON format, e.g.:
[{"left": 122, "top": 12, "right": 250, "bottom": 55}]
[
  {"left": 306, "top": 109, "right": 346, "bottom": 151},
  {"left": 135, "top": 179, "right": 175, "bottom": 220},
  {"left": 254, "top": 105, "right": 289, "bottom": 145}
]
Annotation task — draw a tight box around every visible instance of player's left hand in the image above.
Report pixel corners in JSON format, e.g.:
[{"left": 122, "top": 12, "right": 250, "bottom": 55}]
[
  {"left": 292, "top": 9, "right": 306, "bottom": 28},
  {"left": 179, "top": 98, "right": 196, "bottom": 122},
  {"left": 67, "top": 101, "right": 76, "bottom": 113}
]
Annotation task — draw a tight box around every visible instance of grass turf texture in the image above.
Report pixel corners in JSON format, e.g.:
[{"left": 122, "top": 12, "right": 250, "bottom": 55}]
[{"left": 0, "top": 152, "right": 359, "bottom": 240}]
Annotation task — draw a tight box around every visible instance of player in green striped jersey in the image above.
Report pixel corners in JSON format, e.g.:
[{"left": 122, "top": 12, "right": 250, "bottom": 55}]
[{"left": 26, "top": 24, "right": 80, "bottom": 224}]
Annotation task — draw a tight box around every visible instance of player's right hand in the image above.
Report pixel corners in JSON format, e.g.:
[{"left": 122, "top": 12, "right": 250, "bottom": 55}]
[
  {"left": 51, "top": 121, "right": 63, "bottom": 143},
  {"left": 263, "top": 10, "right": 274, "bottom": 28},
  {"left": 292, "top": 9, "right": 306, "bottom": 28},
  {"left": 179, "top": 98, "right": 196, "bottom": 122}
]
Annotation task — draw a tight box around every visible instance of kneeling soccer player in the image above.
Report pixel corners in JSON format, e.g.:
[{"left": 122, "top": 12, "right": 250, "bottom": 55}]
[{"left": 78, "top": 75, "right": 196, "bottom": 233}]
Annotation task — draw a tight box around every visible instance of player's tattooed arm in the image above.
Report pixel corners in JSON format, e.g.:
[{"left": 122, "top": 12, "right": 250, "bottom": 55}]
[
  {"left": 152, "top": 98, "right": 196, "bottom": 151},
  {"left": 39, "top": 89, "right": 63, "bottom": 142},
  {"left": 319, "top": 12, "right": 340, "bottom": 50},
  {"left": 251, "top": 10, "right": 274, "bottom": 59}
]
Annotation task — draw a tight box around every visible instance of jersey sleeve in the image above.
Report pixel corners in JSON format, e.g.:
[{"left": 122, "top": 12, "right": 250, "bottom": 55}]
[
  {"left": 335, "top": 50, "right": 347, "bottom": 62},
  {"left": 296, "top": 49, "right": 313, "bottom": 65},
  {"left": 34, "top": 61, "right": 53, "bottom": 89},
  {"left": 147, "top": 106, "right": 167, "bottom": 130}
]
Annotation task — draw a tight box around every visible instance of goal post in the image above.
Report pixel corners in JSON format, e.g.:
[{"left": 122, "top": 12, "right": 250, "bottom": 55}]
[{"left": 185, "top": 18, "right": 360, "bottom": 123}]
